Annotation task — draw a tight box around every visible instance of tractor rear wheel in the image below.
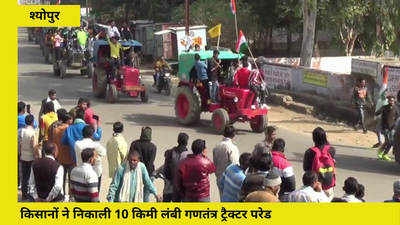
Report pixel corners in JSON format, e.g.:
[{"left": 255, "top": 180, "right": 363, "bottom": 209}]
[
  {"left": 394, "top": 126, "right": 400, "bottom": 164},
  {"left": 212, "top": 108, "right": 230, "bottom": 134},
  {"left": 53, "top": 63, "right": 60, "bottom": 77},
  {"left": 59, "top": 62, "right": 66, "bottom": 79},
  {"left": 165, "top": 82, "right": 171, "bottom": 96},
  {"left": 93, "top": 68, "right": 106, "bottom": 98},
  {"left": 87, "top": 62, "right": 93, "bottom": 78},
  {"left": 175, "top": 86, "right": 201, "bottom": 125},
  {"left": 106, "top": 84, "right": 119, "bottom": 103},
  {"left": 80, "top": 68, "right": 87, "bottom": 76},
  {"left": 250, "top": 114, "right": 268, "bottom": 133},
  {"left": 140, "top": 86, "right": 149, "bottom": 103},
  {"left": 44, "top": 49, "right": 50, "bottom": 63}
]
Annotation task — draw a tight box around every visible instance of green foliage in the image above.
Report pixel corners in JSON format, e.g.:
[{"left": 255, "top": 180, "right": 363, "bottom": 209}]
[
  {"left": 321, "top": 0, "right": 371, "bottom": 55},
  {"left": 90, "top": 0, "right": 400, "bottom": 57}
]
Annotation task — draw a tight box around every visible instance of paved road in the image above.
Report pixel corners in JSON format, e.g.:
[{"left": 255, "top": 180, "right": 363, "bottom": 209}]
[{"left": 18, "top": 28, "right": 399, "bottom": 202}]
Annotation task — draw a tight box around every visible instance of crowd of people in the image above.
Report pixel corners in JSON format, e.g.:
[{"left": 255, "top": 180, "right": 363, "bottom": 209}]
[
  {"left": 17, "top": 89, "right": 400, "bottom": 202},
  {"left": 191, "top": 49, "right": 268, "bottom": 107},
  {"left": 352, "top": 79, "right": 400, "bottom": 161},
  {"left": 37, "top": 19, "right": 141, "bottom": 74}
]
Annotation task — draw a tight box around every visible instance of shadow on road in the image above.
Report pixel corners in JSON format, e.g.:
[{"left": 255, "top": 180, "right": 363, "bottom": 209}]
[
  {"left": 291, "top": 152, "right": 400, "bottom": 176},
  {"left": 274, "top": 119, "right": 338, "bottom": 126},
  {"left": 331, "top": 144, "right": 372, "bottom": 151},
  {"left": 123, "top": 113, "right": 257, "bottom": 136}
]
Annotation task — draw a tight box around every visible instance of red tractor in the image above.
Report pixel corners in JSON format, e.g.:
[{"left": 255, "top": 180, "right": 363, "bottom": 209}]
[
  {"left": 174, "top": 51, "right": 268, "bottom": 134},
  {"left": 91, "top": 40, "right": 149, "bottom": 103}
]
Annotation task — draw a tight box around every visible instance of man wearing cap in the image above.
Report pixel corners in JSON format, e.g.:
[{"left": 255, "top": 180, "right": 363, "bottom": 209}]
[
  {"left": 239, "top": 152, "right": 277, "bottom": 201},
  {"left": 384, "top": 180, "right": 400, "bottom": 202},
  {"left": 243, "top": 170, "right": 282, "bottom": 202}
]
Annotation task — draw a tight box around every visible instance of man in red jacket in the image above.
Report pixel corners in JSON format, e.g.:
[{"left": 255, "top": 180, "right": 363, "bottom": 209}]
[
  {"left": 233, "top": 61, "right": 251, "bottom": 89},
  {"left": 176, "top": 139, "right": 216, "bottom": 202}
]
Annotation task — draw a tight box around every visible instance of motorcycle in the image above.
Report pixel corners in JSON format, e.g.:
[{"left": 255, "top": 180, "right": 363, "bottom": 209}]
[{"left": 157, "top": 68, "right": 171, "bottom": 96}]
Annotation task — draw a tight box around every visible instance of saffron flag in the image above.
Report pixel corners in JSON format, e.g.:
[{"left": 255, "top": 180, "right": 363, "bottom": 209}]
[
  {"left": 230, "top": 0, "right": 236, "bottom": 15},
  {"left": 375, "top": 67, "right": 389, "bottom": 115},
  {"left": 235, "top": 30, "right": 248, "bottom": 53},
  {"left": 208, "top": 24, "right": 221, "bottom": 38}
]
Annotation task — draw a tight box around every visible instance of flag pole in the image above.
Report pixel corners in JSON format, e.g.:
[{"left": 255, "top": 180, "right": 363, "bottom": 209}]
[
  {"left": 234, "top": 12, "right": 238, "bottom": 47},
  {"left": 217, "top": 34, "right": 220, "bottom": 50},
  {"left": 247, "top": 44, "right": 260, "bottom": 72}
]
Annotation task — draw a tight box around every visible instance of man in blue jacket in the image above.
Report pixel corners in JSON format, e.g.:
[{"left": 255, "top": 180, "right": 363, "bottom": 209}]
[
  {"left": 62, "top": 109, "right": 102, "bottom": 164},
  {"left": 194, "top": 53, "right": 210, "bottom": 101}
]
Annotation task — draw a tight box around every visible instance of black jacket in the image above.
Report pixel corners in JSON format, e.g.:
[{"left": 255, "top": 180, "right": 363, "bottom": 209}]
[
  {"left": 163, "top": 145, "right": 188, "bottom": 181},
  {"left": 130, "top": 129, "right": 157, "bottom": 176},
  {"left": 303, "top": 145, "right": 336, "bottom": 172},
  {"left": 375, "top": 104, "right": 399, "bottom": 130}
]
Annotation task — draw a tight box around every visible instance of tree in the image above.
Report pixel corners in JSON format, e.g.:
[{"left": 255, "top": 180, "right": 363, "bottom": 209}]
[
  {"left": 300, "top": 0, "right": 317, "bottom": 67},
  {"left": 276, "top": 0, "right": 302, "bottom": 56},
  {"left": 323, "top": 0, "right": 370, "bottom": 56}
]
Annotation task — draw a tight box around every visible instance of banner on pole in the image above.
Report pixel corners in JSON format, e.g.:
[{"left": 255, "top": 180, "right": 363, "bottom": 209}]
[{"left": 208, "top": 24, "right": 221, "bottom": 38}]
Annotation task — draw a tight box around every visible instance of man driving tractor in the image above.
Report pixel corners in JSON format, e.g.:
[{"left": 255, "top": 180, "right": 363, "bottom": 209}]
[
  {"left": 51, "top": 29, "right": 64, "bottom": 62},
  {"left": 106, "top": 34, "right": 131, "bottom": 77},
  {"left": 76, "top": 26, "right": 88, "bottom": 52}
]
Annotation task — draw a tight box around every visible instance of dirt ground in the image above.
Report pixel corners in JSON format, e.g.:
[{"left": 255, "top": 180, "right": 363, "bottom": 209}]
[
  {"left": 269, "top": 105, "right": 378, "bottom": 149},
  {"left": 141, "top": 63, "right": 379, "bottom": 150}
]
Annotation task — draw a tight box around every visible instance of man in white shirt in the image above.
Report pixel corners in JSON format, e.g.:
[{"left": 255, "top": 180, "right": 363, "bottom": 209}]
[
  {"left": 212, "top": 125, "right": 240, "bottom": 200},
  {"left": 28, "top": 142, "right": 64, "bottom": 202},
  {"left": 74, "top": 125, "right": 106, "bottom": 191},
  {"left": 289, "top": 171, "right": 330, "bottom": 203},
  {"left": 18, "top": 115, "right": 38, "bottom": 200},
  {"left": 39, "top": 89, "right": 62, "bottom": 118},
  {"left": 107, "top": 20, "right": 120, "bottom": 39},
  {"left": 341, "top": 177, "right": 363, "bottom": 203}
]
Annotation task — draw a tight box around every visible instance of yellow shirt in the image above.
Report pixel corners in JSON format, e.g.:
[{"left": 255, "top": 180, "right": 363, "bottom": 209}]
[
  {"left": 107, "top": 38, "right": 130, "bottom": 59},
  {"left": 106, "top": 133, "right": 128, "bottom": 178},
  {"left": 155, "top": 60, "right": 171, "bottom": 71},
  {"left": 41, "top": 112, "right": 58, "bottom": 141}
]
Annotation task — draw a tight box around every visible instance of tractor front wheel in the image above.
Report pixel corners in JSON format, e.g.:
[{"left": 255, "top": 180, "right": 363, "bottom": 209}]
[
  {"left": 106, "top": 84, "right": 119, "bottom": 103},
  {"left": 140, "top": 86, "right": 149, "bottom": 103},
  {"left": 250, "top": 114, "right": 268, "bottom": 133},
  {"left": 212, "top": 108, "right": 230, "bottom": 134},
  {"left": 53, "top": 62, "right": 60, "bottom": 77},
  {"left": 59, "top": 62, "right": 66, "bottom": 79},
  {"left": 93, "top": 68, "right": 106, "bottom": 98}
]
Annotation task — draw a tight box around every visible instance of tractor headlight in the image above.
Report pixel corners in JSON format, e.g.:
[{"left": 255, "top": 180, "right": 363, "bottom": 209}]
[{"left": 233, "top": 97, "right": 238, "bottom": 103}]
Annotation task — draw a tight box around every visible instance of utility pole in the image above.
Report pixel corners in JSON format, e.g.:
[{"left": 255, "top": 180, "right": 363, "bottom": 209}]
[{"left": 185, "top": 0, "right": 189, "bottom": 36}]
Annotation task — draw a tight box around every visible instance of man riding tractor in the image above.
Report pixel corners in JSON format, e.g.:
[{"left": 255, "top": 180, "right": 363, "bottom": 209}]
[
  {"left": 76, "top": 26, "right": 90, "bottom": 75},
  {"left": 106, "top": 35, "right": 131, "bottom": 79},
  {"left": 52, "top": 29, "right": 67, "bottom": 78},
  {"left": 175, "top": 51, "right": 269, "bottom": 134},
  {"left": 43, "top": 29, "right": 55, "bottom": 63},
  {"left": 91, "top": 38, "right": 148, "bottom": 103}
]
